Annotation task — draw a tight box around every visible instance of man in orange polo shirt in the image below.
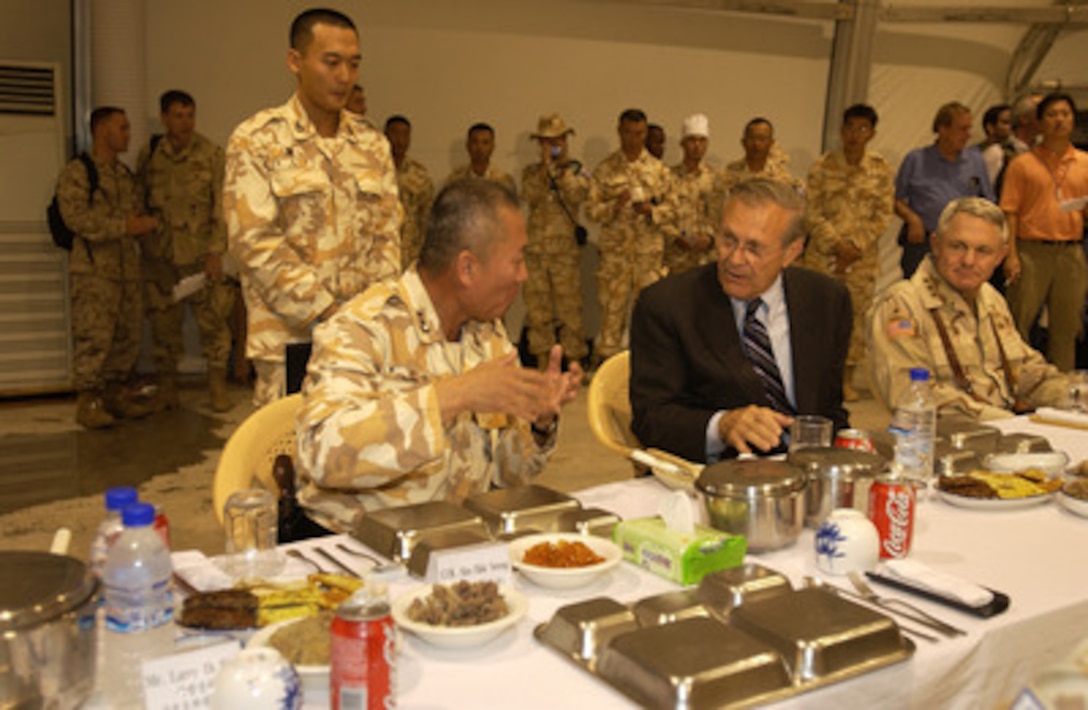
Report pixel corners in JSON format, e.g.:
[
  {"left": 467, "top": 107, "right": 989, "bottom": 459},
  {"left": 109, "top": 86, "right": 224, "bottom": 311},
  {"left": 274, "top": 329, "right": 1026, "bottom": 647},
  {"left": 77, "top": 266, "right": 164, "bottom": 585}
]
[{"left": 1000, "top": 92, "right": 1088, "bottom": 372}]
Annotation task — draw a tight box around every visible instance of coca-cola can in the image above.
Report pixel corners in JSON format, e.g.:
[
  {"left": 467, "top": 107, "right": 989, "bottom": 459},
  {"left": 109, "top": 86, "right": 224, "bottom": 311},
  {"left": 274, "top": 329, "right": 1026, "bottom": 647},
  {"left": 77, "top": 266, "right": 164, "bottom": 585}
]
[
  {"left": 331, "top": 592, "right": 395, "bottom": 710},
  {"left": 868, "top": 475, "right": 915, "bottom": 559},
  {"left": 834, "top": 428, "right": 875, "bottom": 453},
  {"left": 153, "top": 505, "right": 170, "bottom": 548}
]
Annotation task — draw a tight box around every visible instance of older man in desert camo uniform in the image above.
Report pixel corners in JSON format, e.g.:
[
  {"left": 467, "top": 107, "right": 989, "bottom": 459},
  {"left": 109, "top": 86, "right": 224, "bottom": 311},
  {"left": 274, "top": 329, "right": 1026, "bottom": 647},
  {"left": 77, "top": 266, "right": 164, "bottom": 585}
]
[
  {"left": 294, "top": 180, "right": 583, "bottom": 535},
  {"left": 520, "top": 113, "right": 590, "bottom": 370},
  {"left": 666, "top": 113, "right": 723, "bottom": 275},
  {"left": 137, "top": 90, "right": 234, "bottom": 413},
  {"left": 586, "top": 108, "right": 677, "bottom": 366},
  {"left": 58, "top": 107, "right": 158, "bottom": 429},
  {"left": 225, "top": 8, "right": 401, "bottom": 406},
  {"left": 385, "top": 115, "right": 434, "bottom": 271},
  {"left": 802, "top": 103, "right": 895, "bottom": 401}
]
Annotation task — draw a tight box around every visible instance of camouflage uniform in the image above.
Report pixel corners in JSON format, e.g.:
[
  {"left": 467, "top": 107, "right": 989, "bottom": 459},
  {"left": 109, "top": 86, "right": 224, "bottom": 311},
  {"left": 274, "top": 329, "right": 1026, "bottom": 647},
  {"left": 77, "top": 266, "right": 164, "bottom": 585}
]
[
  {"left": 867, "top": 255, "right": 1068, "bottom": 420},
  {"left": 666, "top": 161, "right": 722, "bottom": 275},
  {"left": 395, "top": 157, "right": 434, "bottom": 271},
  {"left": 586, "top": 149, "right": 676, "bottom": 359},
  {"left": 296, "top": 267, "right": 556, "bottom": 532},
  {"left": 721, "top": 148, "right": 803, "bottom": 192},
  {"left": 57, "top": 154, "right": 143, "bottom": 392},
  {"left": 521, "top": 161, "right": 590, "bottom": 362},
  {"left": 445, "top": 164, "right": 517, "bottom": 196},
  {"left": 136, "top": 133, "right": 233, "bottom": 375},
  {"left": 801, "top": 149, "right": 895, "bottom": 366},
  {"left": 224, "top": 95, "right": 402, "bottom": 405}
]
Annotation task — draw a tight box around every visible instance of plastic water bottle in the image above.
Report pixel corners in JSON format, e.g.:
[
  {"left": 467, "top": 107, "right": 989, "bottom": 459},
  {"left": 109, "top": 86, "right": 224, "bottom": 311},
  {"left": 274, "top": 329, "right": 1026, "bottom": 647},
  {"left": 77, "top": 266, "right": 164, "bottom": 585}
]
[
  {"left": 103, "top": 502, "right": 175, "bottom": 708},
  {"left": 889, "top": 367, "right": 937, "bottom": 483},
  {"left": 89, "top": 486, "right": 138, "bottom": 579}
]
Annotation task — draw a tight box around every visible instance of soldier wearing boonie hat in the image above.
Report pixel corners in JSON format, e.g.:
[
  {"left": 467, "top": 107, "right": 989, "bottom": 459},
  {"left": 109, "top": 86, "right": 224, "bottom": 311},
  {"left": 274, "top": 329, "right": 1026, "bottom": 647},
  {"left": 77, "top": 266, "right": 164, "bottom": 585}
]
[
  {"left": 521, "top": 113, "right": 590, "bottom": 369},
  {"left": 667, "top": 113, "right": 722, "bottom": 275}
]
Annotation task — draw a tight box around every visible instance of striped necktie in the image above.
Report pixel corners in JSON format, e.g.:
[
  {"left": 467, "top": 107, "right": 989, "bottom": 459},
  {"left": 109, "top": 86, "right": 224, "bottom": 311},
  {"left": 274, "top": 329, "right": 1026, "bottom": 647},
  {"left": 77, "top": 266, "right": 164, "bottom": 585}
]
[{"left": 742, "top": 298, "right": 795, "bottom": 415}]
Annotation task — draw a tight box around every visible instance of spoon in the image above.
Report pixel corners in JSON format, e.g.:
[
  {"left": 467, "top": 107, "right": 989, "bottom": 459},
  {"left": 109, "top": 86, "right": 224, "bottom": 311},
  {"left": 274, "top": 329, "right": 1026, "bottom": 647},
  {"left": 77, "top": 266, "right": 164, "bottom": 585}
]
[
  {"left": 334, "top": 542, "right": 403, "bottom": 574},
  {"left": 284, "top": 548, "right": 322, "bottom": 572}
]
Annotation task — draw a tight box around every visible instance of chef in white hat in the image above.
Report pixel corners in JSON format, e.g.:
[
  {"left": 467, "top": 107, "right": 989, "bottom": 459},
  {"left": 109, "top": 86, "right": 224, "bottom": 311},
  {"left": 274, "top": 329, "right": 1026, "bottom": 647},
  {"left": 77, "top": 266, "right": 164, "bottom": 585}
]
[{"left": 666, "top": 113, "right": 721, "bottom": 275}]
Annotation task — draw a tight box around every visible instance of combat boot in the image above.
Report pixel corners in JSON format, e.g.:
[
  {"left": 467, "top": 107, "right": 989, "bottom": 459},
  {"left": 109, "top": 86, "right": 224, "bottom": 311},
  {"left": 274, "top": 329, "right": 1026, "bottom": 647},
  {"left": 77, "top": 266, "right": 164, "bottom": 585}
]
[
  {"left": 76, "top": 390, "right": 114, "bottom": 429},
  {"left": 208, "top": 366, "right": 231, "bottom": 413},
  {"left": 103, "top": 382, "right": 154, "bottom": 420},
  {"left": 153, "top": 373, "right": 180, "bottom": 412}
]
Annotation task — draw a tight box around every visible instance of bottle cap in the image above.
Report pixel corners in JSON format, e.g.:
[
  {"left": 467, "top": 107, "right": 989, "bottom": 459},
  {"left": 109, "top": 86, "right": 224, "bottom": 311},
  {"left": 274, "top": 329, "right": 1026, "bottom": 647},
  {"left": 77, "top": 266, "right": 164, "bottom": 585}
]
[
  {"left": 121, "top": 502, "right": 156, "bottom": 527},
  {"left": 908, "top": 367, "right": 930, "bottom": 382},
  {"left": 105, "top": 487, "right": 138, "bottom": 512}
]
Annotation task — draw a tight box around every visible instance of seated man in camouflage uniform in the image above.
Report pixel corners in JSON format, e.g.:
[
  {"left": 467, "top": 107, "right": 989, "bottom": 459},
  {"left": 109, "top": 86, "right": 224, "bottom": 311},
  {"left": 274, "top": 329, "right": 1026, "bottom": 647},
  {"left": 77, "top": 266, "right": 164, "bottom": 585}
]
[
  {"left": 294, "top": 180, "right": 583, "bottom": 536},
  {"left": 868, "top": 197, "right": 1069, "bottom": 420}
]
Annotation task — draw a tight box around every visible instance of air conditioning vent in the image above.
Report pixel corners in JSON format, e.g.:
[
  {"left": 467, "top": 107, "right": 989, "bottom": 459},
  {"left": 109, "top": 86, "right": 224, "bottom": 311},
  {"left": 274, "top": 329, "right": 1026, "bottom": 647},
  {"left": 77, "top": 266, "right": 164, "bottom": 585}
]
[{"left": 0, "top": 64, "right": 56, "bottom": 116}]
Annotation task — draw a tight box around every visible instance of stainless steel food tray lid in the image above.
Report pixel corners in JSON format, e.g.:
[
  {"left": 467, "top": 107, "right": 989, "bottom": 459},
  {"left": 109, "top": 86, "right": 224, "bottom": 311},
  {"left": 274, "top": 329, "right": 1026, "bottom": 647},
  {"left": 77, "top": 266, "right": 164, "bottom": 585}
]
[
  {"left": 696, "top": 459, "right": 806, "bottom": 497},
  {"left": 787, "top": 447, "right": 886, "bottom": 477},
  {"left": 0, "top": 552, "right": 98, "bottom": 630}
]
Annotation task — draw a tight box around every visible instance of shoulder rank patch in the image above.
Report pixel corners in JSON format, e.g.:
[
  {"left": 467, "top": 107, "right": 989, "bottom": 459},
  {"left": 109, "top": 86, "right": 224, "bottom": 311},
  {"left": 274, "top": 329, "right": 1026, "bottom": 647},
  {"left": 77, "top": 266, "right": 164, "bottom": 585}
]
[{"left": 886, "top": 318, "right": 916, "bottom": 339}]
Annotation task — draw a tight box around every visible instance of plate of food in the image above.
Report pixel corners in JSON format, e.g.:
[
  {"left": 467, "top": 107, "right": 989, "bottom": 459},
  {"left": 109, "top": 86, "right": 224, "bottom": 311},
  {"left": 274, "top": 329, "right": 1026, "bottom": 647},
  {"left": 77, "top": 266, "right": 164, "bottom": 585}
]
[
  {"left": 508, "top": 532, "right": 623, "bottom": 589},
  {"left": 1059, "top": 478, "right": 1088, "bottom": 518},
  {"left": 937, "top": 470, "right": 1061, "bottom": 510},
  {"left": 248, "top": 612, "right": 333, "bottom": 696},
  {"left": 176, "top": 573, "right": 363, "bottom": 630},
  {"left": 391, "top": 581, "right": 526, "bottom": 649}
]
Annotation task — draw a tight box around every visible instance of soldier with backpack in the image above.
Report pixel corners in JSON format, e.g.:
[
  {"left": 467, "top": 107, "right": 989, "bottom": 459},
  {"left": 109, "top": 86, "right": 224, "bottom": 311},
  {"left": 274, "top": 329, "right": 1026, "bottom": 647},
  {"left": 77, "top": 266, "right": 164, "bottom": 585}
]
[
  {"left": 55, "top": 106, "right": 157, "bottom": 429},
  {"left": 137, "top": 90, "right": 234, "bottom": 413}
]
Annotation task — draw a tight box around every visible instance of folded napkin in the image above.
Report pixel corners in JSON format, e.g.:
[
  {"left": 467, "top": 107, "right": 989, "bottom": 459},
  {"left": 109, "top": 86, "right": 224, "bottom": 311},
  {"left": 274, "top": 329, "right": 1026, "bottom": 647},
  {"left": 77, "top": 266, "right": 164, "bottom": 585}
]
[
  {"left": 882, "top": 559, "right": 994, "bottom": 607},
  {"left": 1033, "top": 407, "right": 1088, "bottom": 430},
  {"left": 172, "top": 549, "right": 312, "bottom": 593}
]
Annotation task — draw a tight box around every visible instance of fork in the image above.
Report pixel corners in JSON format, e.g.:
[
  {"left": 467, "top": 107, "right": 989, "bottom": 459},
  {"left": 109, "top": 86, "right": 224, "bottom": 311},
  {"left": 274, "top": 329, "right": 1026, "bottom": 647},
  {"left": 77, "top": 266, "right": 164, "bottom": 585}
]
[{"left": 848, "top": 571, "right": 966, "bottom": 637}]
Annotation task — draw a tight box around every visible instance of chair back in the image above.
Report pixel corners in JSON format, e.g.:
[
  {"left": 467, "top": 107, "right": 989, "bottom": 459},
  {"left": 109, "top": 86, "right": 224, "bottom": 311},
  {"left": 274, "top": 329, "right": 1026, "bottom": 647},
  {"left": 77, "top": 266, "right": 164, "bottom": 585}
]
[
  {"left": 212, "top": 393, "right": 302, "bottom": 526},
  {"left": 586, "top": 351, "right": 640, "bottom": 457}
]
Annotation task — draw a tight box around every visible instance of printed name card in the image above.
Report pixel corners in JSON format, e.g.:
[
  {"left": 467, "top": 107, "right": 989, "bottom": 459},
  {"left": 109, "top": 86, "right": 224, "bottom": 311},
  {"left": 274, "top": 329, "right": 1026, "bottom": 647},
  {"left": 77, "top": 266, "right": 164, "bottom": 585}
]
[
  {"left": 142, "top": 639, "right": 241, "bottom": 709},
  {"left": 425, "top": 541, "right": 512, "bottom": 585}
]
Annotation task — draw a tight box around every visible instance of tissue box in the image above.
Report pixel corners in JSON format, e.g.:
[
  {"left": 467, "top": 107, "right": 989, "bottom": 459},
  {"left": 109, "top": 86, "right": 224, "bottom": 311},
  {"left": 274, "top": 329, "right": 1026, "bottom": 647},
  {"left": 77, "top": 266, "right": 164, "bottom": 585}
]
[{"left": 613, "top": 517, "right": 746, "bottom": 586}]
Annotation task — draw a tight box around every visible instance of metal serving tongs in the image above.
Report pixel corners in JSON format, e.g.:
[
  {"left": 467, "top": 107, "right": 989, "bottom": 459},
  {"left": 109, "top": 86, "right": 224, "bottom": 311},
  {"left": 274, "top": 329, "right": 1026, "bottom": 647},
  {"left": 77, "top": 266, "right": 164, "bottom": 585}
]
[{"left": 847, "top": 571, "right": 966, "bottom": 638}]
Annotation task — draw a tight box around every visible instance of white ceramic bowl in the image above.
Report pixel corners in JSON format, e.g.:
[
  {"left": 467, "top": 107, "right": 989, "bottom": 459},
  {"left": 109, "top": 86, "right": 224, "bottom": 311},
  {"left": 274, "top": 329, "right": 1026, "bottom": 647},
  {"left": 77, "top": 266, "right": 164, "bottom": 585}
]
[
  {"left": 1058, "top": 491, "right": 1088, "bottom": 518},
  {"left": 212, "top": 647, "right": 302, "bottom": 710},
  {"left": 391, "top": 584, "right": 526, "bottom": 649},
  {"left": 985, "top": 451, "right": 1070, "bottom": 479},
  {"left": 814, "top": 508, "right": 880, "bottom": 576},
  {"left": 247, "top": 618, "right": 327, "bottom": 698},
  {"left": 508, "top": 533, "right": 623, "bottom": 589}
]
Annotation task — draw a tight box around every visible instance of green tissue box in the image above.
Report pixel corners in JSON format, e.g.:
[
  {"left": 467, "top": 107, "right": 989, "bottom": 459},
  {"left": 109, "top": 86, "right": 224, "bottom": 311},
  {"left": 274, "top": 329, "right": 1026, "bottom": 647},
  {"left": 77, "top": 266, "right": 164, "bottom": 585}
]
[{"left": 613, "top": 516, "right": 747, "bottom": 586}]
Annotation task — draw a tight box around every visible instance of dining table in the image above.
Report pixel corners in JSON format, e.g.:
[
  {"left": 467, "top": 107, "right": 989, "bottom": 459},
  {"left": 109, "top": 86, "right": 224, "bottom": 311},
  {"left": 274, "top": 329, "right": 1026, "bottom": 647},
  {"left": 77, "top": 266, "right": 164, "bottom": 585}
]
[{"left": 182, "top": 415, "right": 1088, "bottom": 709}]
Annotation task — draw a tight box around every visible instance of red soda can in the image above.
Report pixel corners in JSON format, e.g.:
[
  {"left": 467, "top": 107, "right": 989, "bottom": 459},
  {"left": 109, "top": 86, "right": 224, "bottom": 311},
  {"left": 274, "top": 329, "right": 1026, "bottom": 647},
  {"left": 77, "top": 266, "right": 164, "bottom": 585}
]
[
  {"left": 834, "top": 428, "right": 875, "bottom": 453},
  {"left": 153, "top": 505, "right": 170, "bottom": 548},
  {"left": 331, "top": 590, "right": 395, "bottom": 710},
  {"left": 868, "top": 475, "right": 915, "bottom": 559}
]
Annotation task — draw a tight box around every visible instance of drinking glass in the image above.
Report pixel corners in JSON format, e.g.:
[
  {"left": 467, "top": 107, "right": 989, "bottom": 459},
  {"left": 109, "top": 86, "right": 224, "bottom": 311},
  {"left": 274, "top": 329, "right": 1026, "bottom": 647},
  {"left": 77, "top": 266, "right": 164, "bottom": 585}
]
[
  {"left": 789, "top": 415, "right": 833, "bottom": 452},
  {"left": 222, "top": 489, "right": 284, "bottom": 580}
]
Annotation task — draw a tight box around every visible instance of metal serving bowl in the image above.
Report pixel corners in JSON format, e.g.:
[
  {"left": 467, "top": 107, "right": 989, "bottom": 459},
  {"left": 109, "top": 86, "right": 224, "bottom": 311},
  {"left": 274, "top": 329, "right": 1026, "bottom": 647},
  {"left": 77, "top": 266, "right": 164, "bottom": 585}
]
[
  {"left": 787, "top": 447, "right": 887, "bottom": 528},
  {"left": 0, "top": 552, "right": 99, "bottom": 710},
  {"left": 696, "top": 459, "right": 806, "bottom": 552}
]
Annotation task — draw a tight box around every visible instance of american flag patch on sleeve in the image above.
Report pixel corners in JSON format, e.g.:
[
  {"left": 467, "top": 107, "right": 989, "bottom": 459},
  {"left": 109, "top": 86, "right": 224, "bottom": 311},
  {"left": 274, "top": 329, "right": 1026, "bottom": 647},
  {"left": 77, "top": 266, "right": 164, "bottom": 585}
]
[{"left": 886, "top": 318, "right": 916, "bottom": 339}]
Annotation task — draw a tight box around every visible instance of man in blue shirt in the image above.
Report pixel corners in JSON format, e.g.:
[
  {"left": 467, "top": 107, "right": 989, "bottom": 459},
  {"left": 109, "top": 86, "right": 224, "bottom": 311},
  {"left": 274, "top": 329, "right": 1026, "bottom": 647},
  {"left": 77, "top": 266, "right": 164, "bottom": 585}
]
[{"left": 894, "top": 102, "right": 995, "bottom": 277}]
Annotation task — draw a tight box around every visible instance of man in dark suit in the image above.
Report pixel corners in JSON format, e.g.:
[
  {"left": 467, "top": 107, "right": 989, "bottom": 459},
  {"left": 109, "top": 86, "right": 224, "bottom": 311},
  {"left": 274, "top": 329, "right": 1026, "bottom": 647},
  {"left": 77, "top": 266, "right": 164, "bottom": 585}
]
[{"left": 630, "top": 178, "right": 851, "bottom": 462}]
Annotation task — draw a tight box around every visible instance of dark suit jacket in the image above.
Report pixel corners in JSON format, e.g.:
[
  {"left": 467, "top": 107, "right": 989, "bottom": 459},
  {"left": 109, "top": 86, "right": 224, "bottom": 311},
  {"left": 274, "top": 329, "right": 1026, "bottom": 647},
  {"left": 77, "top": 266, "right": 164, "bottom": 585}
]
[{"left": 630, "top": 263, "right": 851, "bottom": 463}]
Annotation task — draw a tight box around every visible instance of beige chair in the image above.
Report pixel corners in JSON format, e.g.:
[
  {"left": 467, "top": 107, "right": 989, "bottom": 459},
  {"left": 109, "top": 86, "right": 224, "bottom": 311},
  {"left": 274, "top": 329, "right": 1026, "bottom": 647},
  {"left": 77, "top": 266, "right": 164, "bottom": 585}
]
[
  {"left": 212, "top": 393, "right": 302, "bottom": 526},
  {"left": 586, "top": 351, "right": 641, "bottom": 457}
]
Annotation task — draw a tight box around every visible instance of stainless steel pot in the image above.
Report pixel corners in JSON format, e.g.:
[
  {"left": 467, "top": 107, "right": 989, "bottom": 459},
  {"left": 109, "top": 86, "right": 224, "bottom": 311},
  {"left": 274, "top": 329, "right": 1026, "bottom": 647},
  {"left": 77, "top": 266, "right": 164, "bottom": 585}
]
[
  {"left": 695, "top": 459, "right": 806, "bottom": 552},
  {"left": 0, "top": 552, "right": 99, "bottom": 710},
  {"left": 787, "top": 447, "right": 887, "bottom": 528}
]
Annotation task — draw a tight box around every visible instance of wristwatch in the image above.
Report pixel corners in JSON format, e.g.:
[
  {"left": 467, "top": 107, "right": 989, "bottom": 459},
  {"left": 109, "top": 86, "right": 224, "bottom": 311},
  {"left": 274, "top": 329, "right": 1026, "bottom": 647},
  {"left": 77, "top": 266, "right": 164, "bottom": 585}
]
[{"left": 531, "top": 417, "right": 558, "bottom": 438}]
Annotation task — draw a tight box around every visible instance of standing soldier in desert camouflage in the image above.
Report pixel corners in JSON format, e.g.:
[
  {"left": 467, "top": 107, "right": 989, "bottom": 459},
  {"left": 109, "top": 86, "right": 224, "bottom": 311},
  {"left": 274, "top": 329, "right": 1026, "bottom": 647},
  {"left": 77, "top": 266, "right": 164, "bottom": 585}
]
[
  {"left": 385, "top": 115, "right": 434, "bottom": 271},
  {"left": 666, "top": 114, "right": 722, "bottom": 275},
  {"left": 225, "top": 8, "right": 401, "bottom": 406},
  {"left": 521, "top": 113, "right": 590, "bottom": 370},
  {"left": 57, "top": 107, "right": 158, "bottom": 428},
  {"left": 446, "top": 122, "right": 517, "bottom": 195},
  {"left": 586, "top": 108, "right": 676, "bottom": 366},
  {"left": 722, "top": 117, "right": 803, "bottom": 193},
  {"left": 137, "top": 90, "right": 234, "bottom": 413},
  {"left": 802, "top": 104, "right": 894, "bottom": 401}
]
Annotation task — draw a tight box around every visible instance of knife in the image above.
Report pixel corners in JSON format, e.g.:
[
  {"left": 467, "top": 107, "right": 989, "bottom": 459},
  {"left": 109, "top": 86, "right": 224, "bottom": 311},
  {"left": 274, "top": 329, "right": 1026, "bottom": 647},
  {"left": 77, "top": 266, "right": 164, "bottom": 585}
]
[{"left": 313, "top": 547, "right": 362, "bottom": 578}]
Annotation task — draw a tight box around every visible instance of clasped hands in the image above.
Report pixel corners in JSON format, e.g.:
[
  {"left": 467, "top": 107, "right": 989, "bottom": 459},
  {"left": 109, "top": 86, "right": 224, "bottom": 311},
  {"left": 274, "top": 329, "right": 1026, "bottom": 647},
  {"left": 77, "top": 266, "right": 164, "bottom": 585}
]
[
  {"left": 718, "top": 405, "right": 793, "bottom": 454},
  {"left": 436, "top": 344, "right": 583, "bottom": 432}
]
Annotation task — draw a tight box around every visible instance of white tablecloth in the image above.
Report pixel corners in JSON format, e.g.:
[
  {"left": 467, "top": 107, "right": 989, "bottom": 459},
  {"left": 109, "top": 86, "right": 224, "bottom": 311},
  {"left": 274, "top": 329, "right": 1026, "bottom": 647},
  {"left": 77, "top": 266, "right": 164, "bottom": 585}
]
[{"left": 184, "top": 416, "right": 1088, "bottom": 709}]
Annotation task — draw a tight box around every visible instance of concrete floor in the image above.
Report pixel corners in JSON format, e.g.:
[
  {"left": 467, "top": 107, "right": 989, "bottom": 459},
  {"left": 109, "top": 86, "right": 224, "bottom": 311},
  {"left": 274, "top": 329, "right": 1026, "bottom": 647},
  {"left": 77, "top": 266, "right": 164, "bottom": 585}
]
[{"left": 0, "top": 373, "right": 890, "bottom": 560}]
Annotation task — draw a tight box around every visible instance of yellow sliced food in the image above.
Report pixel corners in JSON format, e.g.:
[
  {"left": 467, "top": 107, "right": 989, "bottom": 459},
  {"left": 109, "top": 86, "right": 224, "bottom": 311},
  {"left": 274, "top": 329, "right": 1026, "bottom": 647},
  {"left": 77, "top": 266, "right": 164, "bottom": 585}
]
[{"left": 968, "top": 471, "right": 1047, "bottom": 499}]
